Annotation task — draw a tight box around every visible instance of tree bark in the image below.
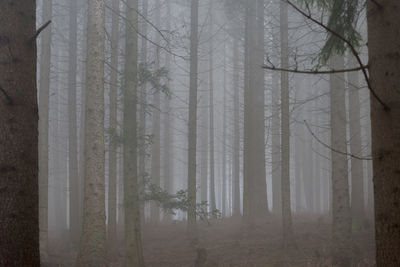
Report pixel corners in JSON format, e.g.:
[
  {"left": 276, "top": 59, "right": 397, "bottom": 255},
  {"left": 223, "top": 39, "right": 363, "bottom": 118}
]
[
  {"left": 76, "top": 0, "right": 107, "bottom": 265},
  {"left": 367, "top": 1, "right": 400, "bottom": 265},
  {"left": 329, "top": 54, "right": 351, "bottom": 266},
  {"left": 0, "top": 1, "right": 39, "bottom": 265}
]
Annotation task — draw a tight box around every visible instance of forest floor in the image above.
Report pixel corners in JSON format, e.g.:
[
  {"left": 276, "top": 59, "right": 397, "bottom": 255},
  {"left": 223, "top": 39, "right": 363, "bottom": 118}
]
[{"left": 45, "top": 215, "right": 376, "bottom": 266}]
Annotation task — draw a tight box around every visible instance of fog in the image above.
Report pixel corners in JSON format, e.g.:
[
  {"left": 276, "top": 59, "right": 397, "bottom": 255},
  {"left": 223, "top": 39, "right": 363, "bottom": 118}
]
[{"left": 6, "top": 0, "right": 399, "bottom": 266}]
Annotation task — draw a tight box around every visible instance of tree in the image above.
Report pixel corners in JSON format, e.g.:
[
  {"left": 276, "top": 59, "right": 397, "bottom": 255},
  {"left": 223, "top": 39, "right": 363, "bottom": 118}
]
[
  {"left": 107, "top": 0, "right": 120, "bottom": 255},
  {"left": 208, "top": 1, "right": 217, "bottom": 213},
  {"left": 367, "top": 1, "right": 400, "bottom": 265},
  {"left": 347, "top": 55, "right": 365, "bottom": 226},
  {"left": 187, "top": 0, "right": 199, "bottom": 236},
  {"left": 243, "top": 0, "right": 268, "bottom": 222},
  {"left": 279, "top": 0, "right": 294, "bottom": 248},
  {"left": 329, "top": 54, "right": 351, "bottom": 266},
  {"left": 150, "top": 0, "right": 162, "bottom": 224},
  {"left": 123, "top": 0, "right": 145, "bottom": 265},
  {"left": 68, "top": 0, "right": 81, "bottom": 247},
  {"left": 76, "top": 0, "right": 107, "bottom": 265},
  {"left": 38, "top": 0, "right": 52, "bottom": 259},
  {"left": 232, "top": 34, "right": 241, "bottom": 217},
  {"left": 0, "top": 1, "right": 39, "bottom": 265}
]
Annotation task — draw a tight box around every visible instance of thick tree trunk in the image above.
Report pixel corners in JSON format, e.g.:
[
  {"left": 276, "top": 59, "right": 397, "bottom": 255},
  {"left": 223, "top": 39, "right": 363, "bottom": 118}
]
[
  {"left": 38, "top": 0, "right": 52, "bottom": 260},
  {"left": 367, "top": 1, "right": 400, "bottom": 265},
  {"left": 243, "top": 0, "right": 268, "bottom": 223},
  {"left": 0, "top": 2, "right": 39, "bottom": 265},
  {"left": 76, "top": 0, "right": 106, "bottom": 265},
  {"left": 187, "top": 0, "right": 199, "bottom": 236},
  {"left": 329, "top": 54, "right": 351, "bottom": 266}
]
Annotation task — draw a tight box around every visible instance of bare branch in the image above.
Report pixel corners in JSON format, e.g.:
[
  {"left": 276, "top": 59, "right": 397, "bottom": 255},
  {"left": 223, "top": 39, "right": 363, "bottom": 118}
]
[
  {"left": 304, "top": 120, "right": 373, "bottom": 161},
  {"left": 32, "top": 20, "right": 51, "bottom": 41},
  {"left": 284, "top": 0, "right": 390, "bottom": 111},
  {"left": 263, "top": 65, "right": 367, "bottom": 74}
]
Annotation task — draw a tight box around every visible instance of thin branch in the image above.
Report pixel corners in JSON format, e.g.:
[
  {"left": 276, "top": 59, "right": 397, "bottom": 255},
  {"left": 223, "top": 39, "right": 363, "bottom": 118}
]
[
  {"left": 284, "top": 0, "right": 390, "bottom": 111},
  {"left": 263, "top": 64, "right": 367, "bottom": 74},
  {"left": 31, "top": 20, "right": 51, "bottom": 41},
  {"left": 304, "top": 120, "right": 373, "bottom": 161},
  {"left": 0, "top": 85, "right": 13, "bottom": 105}
]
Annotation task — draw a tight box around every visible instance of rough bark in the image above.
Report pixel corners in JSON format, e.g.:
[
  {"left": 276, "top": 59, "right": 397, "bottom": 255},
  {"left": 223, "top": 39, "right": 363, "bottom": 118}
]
[
  {"left": 76, "top": 0, "right": 107, "bottom": 265},
  {"left": 367, "top": 1, "right": 400, "bottom": 265},
  {"left": 0, "top": 1, "right": 39, "bottom": 265}
]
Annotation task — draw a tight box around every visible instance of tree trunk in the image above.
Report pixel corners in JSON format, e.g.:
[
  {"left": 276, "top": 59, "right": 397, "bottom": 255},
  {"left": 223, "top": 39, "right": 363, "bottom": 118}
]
[
  {"left": 123, "top": 0, "right": 144, "bottom": 265},
  {"left": 138, "top": 0, "right": 148, "bottom": 224},
  {"left": 279, "top": 0, "right": 294, "bottom": 248},
  {"left": 329, "top": 54, "right": 351, "bottom": 266},
  {"left": 68, "top": 0, "right": 81, "bottom": 247},
  {"left": 347, "top": 55, "right": 365, "bottom": 227},
  {"left": 232, "top": 36, "right": 241, "bottom": 217},
  {"left": 243, "top": 0, "right": 268, "bottom": 223},
  {"left": 367, "top": 1, "right": 400, "bottom": 265},
  {"left": 76, "top": 0, "right": 106, "bottom": 265},
  {"left": 163, "top": 1, "right": 174, "bottom": 221},
  {"left": 38, "top": 0, "right": 52, "bottom": 260},
  {"left": 187, "top": 0, "right": 199, "bottom": 236},
  {"left": 0, "top": 2, "right": 39, "bottom": 265},
  {"left": 107, "top": 0, "right": 120, "bottom": 256},
  {"left": 208, "top": 2, "right": 216, "bottom": 213},
  {"left": 150, "top": 0, "right": 162, "bottom": 224}
]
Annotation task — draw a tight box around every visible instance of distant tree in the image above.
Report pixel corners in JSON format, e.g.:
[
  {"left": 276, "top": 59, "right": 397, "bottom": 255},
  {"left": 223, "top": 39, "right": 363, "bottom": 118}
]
[
  {"left": 279, "top": 0, "right": 294, "bottom": 249},
  {"left": 123, "top": 0, "right": 145, "bottom": 265},
  {"left": 187, "top": 0, "right": 199, "bottom": 236},
  {"left": 107, "top": 0, "right": 120, "bottom": 256}
]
